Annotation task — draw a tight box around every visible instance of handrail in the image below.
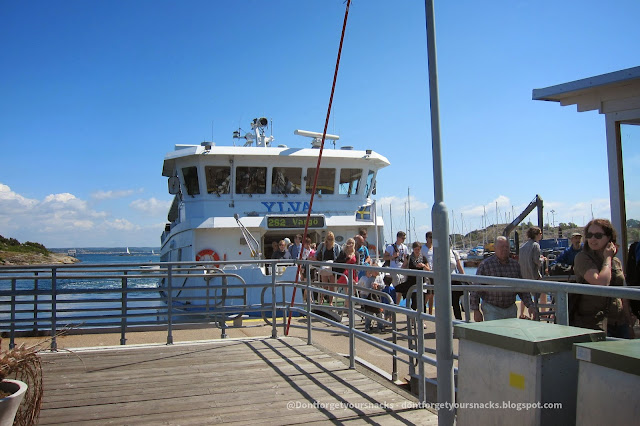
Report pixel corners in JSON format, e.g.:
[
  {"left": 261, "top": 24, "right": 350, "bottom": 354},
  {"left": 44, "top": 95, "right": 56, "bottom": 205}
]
[{"left": 2, "top": 258, "right": 639, "bottom": 410}]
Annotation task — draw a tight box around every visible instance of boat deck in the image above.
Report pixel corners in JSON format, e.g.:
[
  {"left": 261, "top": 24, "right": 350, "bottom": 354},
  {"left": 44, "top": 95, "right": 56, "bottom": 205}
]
[{"left": 39, "top": 336, "right": 437, "bottom": 425}]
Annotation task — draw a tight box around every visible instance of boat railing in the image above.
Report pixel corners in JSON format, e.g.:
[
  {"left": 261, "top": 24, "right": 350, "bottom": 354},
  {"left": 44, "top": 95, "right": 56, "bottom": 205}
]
[{"left": 1, "top": 259, "right": 639, "bottom": 409}]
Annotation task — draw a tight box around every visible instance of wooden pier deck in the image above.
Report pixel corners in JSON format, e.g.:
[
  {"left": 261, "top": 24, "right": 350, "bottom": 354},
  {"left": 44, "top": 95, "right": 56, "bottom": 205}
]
[{"left": 38, "top": 336, "right": 438, "bottom": 425}]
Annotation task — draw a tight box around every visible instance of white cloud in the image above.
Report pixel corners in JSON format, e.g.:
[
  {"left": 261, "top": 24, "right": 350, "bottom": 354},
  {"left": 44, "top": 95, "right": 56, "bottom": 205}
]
[
  {"left": 0, "top": 183, "right": 164, "bottom": 246},
  {"left": 130, "top": 197, "right": 172, "bottom": 216},
  {"left": 0, "top": 183, "right": 38, "bottom": 213},
  {"left": 459, "top": 195, "right": 513, "bottom": 226},
  {"left": 376, "top": 195, "right": 429, "bottom": 215},
  {"left": 104, "top": 218, "right": 138, "bottom": 231},
  {"left": 91, "top": 189, "right": 141, "bottom": 200}
]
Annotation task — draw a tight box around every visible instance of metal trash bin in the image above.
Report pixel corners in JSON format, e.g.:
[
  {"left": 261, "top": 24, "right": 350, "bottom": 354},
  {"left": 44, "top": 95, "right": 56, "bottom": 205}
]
[
  {"left": 454, "top": 318, "right": 604, "bottom": 425},
  {"left": 574, "top": 339, "right": 640, "bottom": 426}
]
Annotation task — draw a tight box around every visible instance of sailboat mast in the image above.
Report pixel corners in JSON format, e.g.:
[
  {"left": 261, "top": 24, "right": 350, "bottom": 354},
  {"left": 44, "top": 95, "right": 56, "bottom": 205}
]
[
  {"left": 407, "top": 187, "right": 412, "bottom": 244},
  {"left": 451, "top": 209, "right": 455, "bottom": 248},
  {"left": 483, "top": 206, "right": 487, "bottom": 246},
  {"left": 495, "top": 201, "right": 499, "bottom": 241},
  {"left": 389, "top": 204, "right": 393, "bottom": 243}
]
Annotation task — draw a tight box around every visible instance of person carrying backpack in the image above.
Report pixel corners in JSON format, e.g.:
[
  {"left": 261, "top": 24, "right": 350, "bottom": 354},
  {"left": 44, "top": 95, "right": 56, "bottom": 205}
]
[{"left": 315, "top": 231, "right": 341, "bottom": 306}]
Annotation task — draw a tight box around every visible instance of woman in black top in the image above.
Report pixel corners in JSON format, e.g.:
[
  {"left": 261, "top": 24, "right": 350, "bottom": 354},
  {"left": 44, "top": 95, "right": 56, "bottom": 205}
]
[
  {"left": 316, "top": 232, "right": 340, "bottom": 306},
  {"left": 396, "top": 241, "right": 429, "bottom": 311}
]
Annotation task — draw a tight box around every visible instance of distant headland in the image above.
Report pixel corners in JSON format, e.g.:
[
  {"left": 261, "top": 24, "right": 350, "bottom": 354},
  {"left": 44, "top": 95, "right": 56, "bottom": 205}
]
[{"left": 0, "top": 235, "right": 79, "bottom": 266}]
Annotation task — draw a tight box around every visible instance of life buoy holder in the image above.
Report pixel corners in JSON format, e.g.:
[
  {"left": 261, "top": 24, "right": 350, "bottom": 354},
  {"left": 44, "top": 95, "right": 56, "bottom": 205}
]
[{"left": 196, "top": 249, "right": 221, "bottom": 267}]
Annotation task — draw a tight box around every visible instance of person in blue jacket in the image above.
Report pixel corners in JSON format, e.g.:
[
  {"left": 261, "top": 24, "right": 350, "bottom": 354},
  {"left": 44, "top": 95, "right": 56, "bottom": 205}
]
[{"left": 554, "top": 232, "right": 583, "bottom": 266}]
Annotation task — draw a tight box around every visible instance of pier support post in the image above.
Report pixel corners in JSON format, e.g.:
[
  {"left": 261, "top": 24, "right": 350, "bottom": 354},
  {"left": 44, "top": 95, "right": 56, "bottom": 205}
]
[{"left": 424, "top": 0, "right": 455, "bottom": 424}]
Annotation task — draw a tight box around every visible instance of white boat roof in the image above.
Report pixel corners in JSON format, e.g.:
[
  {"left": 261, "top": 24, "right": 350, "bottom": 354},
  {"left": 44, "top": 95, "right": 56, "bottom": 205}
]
[{"left": 162, "top": 144, "right": 390, "bottom": 177}]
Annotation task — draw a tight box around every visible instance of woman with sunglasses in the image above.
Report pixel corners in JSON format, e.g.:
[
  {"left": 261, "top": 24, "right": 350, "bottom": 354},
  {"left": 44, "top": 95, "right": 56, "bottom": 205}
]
[
  {"left": 395, "top": 241, "right": 430, "bottom": 312},
  {"left": 336, "top": 238, "right": 358, "bottom": 285},
  {"left": 316, "top": 232, "right": 340, "bottom": 306},
  {"left": 571, "top": 219, "right": 631, "bottom": 337}
]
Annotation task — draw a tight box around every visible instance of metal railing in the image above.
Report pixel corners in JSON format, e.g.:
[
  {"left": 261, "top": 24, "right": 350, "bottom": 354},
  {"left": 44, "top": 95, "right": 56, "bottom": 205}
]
[{"left": 2, "top": 259, "right": 639, "bottom": 413}]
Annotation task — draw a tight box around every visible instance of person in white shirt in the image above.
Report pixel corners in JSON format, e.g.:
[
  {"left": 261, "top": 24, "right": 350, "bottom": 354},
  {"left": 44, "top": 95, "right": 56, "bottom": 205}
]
[
  {"left": 421, "top": 231, "right": 434, "bottom": 269},
  {"left": 383, "top": 231, "right": 409, "bottom": 287}
]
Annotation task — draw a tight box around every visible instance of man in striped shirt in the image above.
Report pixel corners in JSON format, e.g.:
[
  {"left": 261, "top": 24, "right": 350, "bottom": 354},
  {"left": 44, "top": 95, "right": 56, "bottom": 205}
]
[{"left": 471, "top": 236, "right": 536, "bottom": 322}]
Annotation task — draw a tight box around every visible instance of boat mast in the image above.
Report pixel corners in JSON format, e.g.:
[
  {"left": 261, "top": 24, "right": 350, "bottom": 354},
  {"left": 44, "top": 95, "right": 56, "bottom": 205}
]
[
  {"left": 451, "top": 209, "right": 455, "bottom": 248},
  {"left": 389, "top": 204, "right": 393, "bottom": 243},
  {"left": 483, "top": 206, "right": 487, "bottom": 246},
  {"left": 407, "top": 187, "right": 412, "bottom": 243},
  {"left": 373, "top": 200, "right": 380, "bottom": 264}
]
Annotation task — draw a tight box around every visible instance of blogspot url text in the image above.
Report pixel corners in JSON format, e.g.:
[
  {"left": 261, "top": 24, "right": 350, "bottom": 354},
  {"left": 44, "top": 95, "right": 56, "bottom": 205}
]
[{"left": 286, "top": 400, "right": 563, "bottom": 411}]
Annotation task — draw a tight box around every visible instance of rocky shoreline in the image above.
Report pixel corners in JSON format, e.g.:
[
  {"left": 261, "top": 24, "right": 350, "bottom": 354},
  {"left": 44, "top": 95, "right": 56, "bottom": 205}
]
[{"left": 0, "top": 251, "right": 80, "bottom": 266}]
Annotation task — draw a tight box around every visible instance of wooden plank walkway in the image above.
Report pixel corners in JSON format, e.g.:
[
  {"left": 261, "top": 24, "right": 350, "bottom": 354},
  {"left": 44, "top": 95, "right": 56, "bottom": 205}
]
[{"left": 38, "top": 336, "right": 438, "bottom": 425}]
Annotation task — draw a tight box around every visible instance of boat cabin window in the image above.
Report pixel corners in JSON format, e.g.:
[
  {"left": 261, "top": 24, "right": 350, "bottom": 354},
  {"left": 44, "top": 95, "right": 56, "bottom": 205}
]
[
  {"left": 205, "top": 166, "right": 231, "bottom": 195},
  {"left": 182, "top": 166, "right": 200, "bottom": 195},
  {"left": 236, "top": 166, "right": 267, "bottom": 194},
  {"left": 272, "top": 167, "right": 302, "bottom": 194},
  {"left": 305, "top": 168, "right": 335, "bottom": 194},
  {"left": 365, "top": 170, "right": 375, "bottom": 196},
  {"left": 339, "top": 168, "right": 362, "bottom": 196}
]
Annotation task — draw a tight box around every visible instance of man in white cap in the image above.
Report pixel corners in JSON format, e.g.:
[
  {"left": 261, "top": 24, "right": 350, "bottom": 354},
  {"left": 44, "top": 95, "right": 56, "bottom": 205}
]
[{"left": 554, "top": 232, "right": 583, "bottom": 266}]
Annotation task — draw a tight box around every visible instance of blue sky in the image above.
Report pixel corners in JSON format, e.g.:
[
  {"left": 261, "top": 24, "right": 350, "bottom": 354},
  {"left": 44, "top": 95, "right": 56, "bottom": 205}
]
[{"left": 1, "top": 0, "right": 639, "bottom": 248}]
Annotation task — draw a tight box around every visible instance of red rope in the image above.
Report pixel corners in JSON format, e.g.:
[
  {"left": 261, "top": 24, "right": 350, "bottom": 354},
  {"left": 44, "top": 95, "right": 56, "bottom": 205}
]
[{"left": 285, "top": 0, "right": 351, "bottom": 336}]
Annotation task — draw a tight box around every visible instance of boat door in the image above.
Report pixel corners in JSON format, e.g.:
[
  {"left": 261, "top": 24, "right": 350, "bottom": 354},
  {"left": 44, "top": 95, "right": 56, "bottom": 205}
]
[{"left": 263, "top": 232, "right": 320, "bottom": 259}]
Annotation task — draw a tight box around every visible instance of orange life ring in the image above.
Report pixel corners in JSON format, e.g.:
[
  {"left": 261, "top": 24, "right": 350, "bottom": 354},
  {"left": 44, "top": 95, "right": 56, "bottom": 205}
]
[{"left": 195, "top": 249, "right": 220, "bottom": 266}]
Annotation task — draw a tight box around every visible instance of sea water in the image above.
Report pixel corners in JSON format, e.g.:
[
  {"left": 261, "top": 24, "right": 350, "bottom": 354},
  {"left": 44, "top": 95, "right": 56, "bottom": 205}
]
[{"left": 1, "top": 248, "right": 162, "bottom": 330}]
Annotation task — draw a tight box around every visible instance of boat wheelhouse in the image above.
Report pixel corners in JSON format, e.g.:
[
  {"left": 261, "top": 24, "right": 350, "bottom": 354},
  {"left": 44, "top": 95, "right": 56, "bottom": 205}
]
[{"left": 159, "top": 117, "right": 390, "bottom": 311}]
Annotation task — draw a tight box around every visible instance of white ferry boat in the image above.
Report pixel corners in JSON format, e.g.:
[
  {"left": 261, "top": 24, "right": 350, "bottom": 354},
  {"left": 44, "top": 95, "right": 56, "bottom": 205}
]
[{"left": 159, "top": 117, "right": 390, "bottom": 313}]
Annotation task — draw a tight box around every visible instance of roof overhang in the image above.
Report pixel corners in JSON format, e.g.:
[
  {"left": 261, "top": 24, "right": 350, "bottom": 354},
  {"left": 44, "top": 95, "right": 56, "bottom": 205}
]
[{"left": 532, "top": 66, "right": 640, "bottom": 114}]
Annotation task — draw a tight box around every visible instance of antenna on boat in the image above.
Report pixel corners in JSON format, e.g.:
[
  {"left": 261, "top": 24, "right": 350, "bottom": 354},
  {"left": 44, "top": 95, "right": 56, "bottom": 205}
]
[
  {"left": 233, "top": 117, "right": 274, "bottom": 147},
  {"left": 294, "top": 129, "right": 339, "bottom": 148}
]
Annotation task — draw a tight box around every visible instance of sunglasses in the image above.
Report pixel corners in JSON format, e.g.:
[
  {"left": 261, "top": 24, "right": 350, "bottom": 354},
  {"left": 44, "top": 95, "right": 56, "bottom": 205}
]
[{"left": 586, "top": 232, "right": 605, "bottom": 239}]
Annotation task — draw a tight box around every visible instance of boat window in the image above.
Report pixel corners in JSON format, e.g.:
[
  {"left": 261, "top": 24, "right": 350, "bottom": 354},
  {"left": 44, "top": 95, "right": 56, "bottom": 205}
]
[
  {"left": 339, "top": 168, "right": 362, "bottom": 195},
  {"left": 205, "top": 166, "right": 231, "bottom": 195},
  {"left": 236, "top": 166, "right": 267, "bottom": 194},
  {"left": 306, "top": 168, "right": 335, "bottom": 194},
  {"left": 272, "top": 167, "right": 302, "bottom": 194},
  {"left": 365, "top": 170, "right": 375, "bottom": 196},
  {"left": 181, "top": 166, "right": 200, "bottom": 195}
]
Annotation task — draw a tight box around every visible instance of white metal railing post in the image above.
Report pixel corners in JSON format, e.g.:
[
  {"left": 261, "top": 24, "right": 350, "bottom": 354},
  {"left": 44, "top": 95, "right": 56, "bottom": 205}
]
[
  {"left": 51, "top": 267, "right": 58, "bottom": 351},
  {"left": 348, "top": 267, "right": 355, "bottom": 369},
  {"left": 416, "top": 278, "right": 426, "bottom": 404},
  {"left": 555, "top": 290, "right": 569, "bottom": 325},
  {"left": 306, "top": 264, "right": 312, "bottom": 345},
  {"left": 120, "top": 271, "right": 128, "bottom": 345},
  {"left": 463, "top": 288, "right": 471, "bottom": 322},
  {"left": 220, "top": 274, "right": 228, "bottom": 339},
  {"left": 33, "top": 271, "right": 39, "bottom": 333},
  {"left": 10, "top": 278, "right": 16, "bottom": 349},
  {"left": 271, "top": 261, "right": 278, "bottom": 338},
  {"left": 391, "top": 302, "right": 398, "bottom": 382},
  {"left": 166, "top": 264, "right": 174, "bottom": 345}
]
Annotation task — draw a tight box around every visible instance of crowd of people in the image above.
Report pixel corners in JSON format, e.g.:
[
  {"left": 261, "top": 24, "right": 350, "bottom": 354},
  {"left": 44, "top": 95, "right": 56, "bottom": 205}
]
[
  {"left": 471, "top": 219, "right": 635, "bottom": 339},
  {"left": 269, "top": 219, "right": 637, "bottom": 338}
]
